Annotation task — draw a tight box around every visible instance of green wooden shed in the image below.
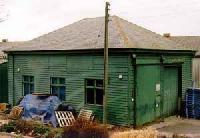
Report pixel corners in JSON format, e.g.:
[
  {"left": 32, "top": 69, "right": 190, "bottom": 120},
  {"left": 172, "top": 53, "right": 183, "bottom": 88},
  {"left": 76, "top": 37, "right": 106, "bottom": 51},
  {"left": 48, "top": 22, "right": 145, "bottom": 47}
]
[
  {"left": 5, "top": 16, "right": 195, "bottom": 126},
  {"left": 0, "top": 42, "right": 22, "bottom": 103},
  {"left": 0, "top": 49, "right": 8, "bottom": 103}
]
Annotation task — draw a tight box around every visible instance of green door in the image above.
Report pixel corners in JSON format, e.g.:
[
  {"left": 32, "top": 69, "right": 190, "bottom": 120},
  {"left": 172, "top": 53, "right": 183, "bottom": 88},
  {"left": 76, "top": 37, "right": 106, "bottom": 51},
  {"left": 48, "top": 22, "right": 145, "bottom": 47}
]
[
  {"left": 163, "top": 67, "right": 178, "bottom": 117},
  {"left": 136, "top": 65, "right": 161, "bottom": 126}
]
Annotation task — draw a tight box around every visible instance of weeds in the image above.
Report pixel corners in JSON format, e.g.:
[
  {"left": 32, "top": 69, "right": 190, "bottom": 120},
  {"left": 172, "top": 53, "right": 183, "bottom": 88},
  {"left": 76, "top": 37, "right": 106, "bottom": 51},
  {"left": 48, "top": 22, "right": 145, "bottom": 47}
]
[
  {"left": 62, "top": 119, "right": 109, "bottom": 138},
  {"left": 0, "top": 119, "right": 60, "bottom": 137},
  {"left": 0, "top": 120, "right": 16, "bottom": 133},
  {"left": 0, "top": 119, "right": 108, "bottom": 138},
  {"left": 34, "top": 124, "right": 50, "bottom": 135},
  {"left": 15, "top": 120, "right": 34, "bottom": 135}
]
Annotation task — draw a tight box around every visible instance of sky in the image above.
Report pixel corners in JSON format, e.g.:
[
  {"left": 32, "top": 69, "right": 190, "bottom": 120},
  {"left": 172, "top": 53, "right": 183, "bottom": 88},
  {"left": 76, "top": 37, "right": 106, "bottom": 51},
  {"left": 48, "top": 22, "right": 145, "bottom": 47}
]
[{"left": 0, "top": 0, "right": 200, "bottom": 41}]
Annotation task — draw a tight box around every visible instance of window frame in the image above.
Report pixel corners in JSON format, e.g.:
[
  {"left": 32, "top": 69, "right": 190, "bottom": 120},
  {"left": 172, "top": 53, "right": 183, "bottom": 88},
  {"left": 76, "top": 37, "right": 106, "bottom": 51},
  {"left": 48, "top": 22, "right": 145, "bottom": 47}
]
[
  {"left": 22, "top": 75, "right": 34, "bottom": 95},
  {"left": 85, "top": 79, "right": 103, "bottom": 106},
  {"left": 50, "top": 77, "right": 66, "bottom": 101}
]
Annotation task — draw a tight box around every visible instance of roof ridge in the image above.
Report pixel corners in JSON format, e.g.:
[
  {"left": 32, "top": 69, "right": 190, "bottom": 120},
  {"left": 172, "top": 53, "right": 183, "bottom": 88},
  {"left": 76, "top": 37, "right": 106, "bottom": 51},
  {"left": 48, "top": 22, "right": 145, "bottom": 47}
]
[
  {"left": 114, "top": 16, "right": 163, "bottom": 37},
  {"left": 112, "top": 16, "right": 182, "bottom": 49},
  {"left": 112, "top": 16, "right": 135, "bottom": 48}
]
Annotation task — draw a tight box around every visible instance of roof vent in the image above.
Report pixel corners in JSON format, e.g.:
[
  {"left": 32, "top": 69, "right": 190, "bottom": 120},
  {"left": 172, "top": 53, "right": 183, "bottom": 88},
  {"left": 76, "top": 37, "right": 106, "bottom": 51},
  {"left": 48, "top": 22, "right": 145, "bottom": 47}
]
[
  {"left": 2, "top": 39, "right": 8, "bottom": 42},
  {"left": 163, "top": 33, "right": 170, "bottom": 38}
]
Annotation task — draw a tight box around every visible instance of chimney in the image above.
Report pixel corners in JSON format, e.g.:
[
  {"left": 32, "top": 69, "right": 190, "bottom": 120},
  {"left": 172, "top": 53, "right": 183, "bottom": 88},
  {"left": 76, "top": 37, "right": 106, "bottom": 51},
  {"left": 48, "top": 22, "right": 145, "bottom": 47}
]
[
  {"left": 2, "top": 39, "right": 8, "bottom": 42},
  {"left": 163, "top": 33, "right": 170, "bottom": 38}
]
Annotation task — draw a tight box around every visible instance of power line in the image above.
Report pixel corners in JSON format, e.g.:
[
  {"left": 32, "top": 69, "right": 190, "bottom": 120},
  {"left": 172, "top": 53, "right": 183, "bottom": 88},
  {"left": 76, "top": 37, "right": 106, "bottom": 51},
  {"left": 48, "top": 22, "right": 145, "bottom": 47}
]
[
  {"left": 110, "top": 0, "right": 200, "bottom": 19},
  {"left": 112, "top": 8, "right": 200, "bottom": 19}
]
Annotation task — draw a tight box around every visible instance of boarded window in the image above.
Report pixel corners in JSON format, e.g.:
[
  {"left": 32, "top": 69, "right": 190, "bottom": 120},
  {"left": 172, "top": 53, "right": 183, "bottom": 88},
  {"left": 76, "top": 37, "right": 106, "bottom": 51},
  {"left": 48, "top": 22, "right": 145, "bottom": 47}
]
[
  {"left": 23, "top": 75, "right": 34, "bottom": 95},
  {"left": 50, "top": 77, "right": 66, "bottom": 101},
  {"left": 85, "top": 79, "right": 103, "bottom": 105}
]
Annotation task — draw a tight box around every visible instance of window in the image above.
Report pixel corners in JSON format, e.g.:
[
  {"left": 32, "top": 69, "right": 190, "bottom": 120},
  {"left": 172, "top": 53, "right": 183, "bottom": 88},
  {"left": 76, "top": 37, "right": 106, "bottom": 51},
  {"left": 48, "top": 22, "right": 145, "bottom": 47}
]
[
  {"left": 85, "top": 79, "right": 103, "bottom": 105},
  {"left": 23, "top": 76, "right": 34, "bottom": 95},
  {"left": 50, "top": 77, "right": 66, "bottom": 101}
]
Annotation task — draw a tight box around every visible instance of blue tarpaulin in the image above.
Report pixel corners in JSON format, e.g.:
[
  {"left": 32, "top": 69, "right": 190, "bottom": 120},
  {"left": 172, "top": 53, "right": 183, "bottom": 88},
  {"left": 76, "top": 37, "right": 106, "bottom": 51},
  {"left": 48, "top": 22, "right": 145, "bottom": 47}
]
[{"left": 19, "top": 94, "right": 62, "bottom": 127}]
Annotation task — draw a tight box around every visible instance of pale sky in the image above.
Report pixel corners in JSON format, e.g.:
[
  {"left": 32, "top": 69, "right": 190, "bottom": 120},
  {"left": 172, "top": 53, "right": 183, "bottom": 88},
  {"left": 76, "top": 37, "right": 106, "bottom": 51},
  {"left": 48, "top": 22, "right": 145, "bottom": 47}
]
[{"left": 0, "top": 0, "right": 200, "bottom": 41}]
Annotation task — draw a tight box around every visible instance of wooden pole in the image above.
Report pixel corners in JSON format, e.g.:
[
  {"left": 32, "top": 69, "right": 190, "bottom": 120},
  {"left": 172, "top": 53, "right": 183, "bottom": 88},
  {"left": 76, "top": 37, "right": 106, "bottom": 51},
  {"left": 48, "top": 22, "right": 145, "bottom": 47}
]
[{"left": 103, "top": 2, "right": 110, "bottom": 124}]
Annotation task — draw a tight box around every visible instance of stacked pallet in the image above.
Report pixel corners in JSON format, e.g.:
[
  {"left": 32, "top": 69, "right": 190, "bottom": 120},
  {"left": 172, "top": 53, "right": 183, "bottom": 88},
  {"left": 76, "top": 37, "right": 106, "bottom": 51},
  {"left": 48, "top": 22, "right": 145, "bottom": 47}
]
[{"left": 185, "top": 88, "right": 200, "bottom": 119}]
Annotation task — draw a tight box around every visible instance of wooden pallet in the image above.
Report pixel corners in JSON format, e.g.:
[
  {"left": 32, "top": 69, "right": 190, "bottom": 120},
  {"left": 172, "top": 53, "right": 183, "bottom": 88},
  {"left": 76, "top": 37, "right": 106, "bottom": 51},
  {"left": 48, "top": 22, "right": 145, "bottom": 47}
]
[
  {"left": 78, "top": 109, "right": 94, "bottom": 121},
  {"left": 0, "top": 103, "right": 8, "bottom": 112},
  {"left": 55, "top": 111, "right": 75, "bottom": 127},
  {"left": 8, "top": 106, "right": 23, "bottom": 120}
]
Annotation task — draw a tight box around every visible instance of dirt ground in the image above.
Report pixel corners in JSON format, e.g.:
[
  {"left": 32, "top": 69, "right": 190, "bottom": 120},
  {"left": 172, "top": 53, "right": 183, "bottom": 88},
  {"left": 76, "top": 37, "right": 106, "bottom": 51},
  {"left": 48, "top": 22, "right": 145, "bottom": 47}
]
[
  {"left": 110, "top": 116, "right": 200, "bottom": 138},
  {"left": 0, "top": 132, "right": 32, "bottom": 138},
  {"left": 150, "top": 116, "right": 200, "bottom": 137}
]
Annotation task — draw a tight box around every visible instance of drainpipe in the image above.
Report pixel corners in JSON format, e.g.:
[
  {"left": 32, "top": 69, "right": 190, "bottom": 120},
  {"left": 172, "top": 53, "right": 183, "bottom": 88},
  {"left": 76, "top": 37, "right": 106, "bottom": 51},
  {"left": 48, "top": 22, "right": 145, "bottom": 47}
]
[
  {"left": 12, "top": 55, "right": 15, "bottom": 105},
  {"left": 132, "top": 54, "right": 137, "bottom": 127},
  {"left": 160, "top": 55, "right": 164, "bottom": 121}
]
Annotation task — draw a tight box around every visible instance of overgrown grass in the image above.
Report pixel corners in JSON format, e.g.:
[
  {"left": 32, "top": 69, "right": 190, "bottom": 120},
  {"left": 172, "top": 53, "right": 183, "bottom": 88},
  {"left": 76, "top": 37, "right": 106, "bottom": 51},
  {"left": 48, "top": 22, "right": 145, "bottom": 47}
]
[
  {"left": 15, "top": 120, "right": 35, "bottom": 135},
  {"left": 0, "top": 120, "right": 62, "bottom": 138},
  {"left": 62, "top": 118, "right": 109, "bottom": 138},
  {"left": 0, "top": 120, "right": 16, "bottom": 133}
]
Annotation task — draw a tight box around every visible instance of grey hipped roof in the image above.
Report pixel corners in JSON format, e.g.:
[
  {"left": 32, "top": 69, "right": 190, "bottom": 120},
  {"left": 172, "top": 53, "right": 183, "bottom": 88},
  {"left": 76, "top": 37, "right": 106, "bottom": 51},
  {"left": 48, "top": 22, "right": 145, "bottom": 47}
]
[
  {"left": 169, "top": 36, "right": 200, "bottom": 56},
  {"left": 5, "top": 16, "right": 192, "bottom": 52}
]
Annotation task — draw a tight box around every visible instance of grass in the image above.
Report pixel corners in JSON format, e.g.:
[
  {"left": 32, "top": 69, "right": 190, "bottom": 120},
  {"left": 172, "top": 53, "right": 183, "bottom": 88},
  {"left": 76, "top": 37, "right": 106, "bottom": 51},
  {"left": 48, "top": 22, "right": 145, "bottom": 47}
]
[{"left": 0, "top": 119, "right": 63, "bottom": 138}]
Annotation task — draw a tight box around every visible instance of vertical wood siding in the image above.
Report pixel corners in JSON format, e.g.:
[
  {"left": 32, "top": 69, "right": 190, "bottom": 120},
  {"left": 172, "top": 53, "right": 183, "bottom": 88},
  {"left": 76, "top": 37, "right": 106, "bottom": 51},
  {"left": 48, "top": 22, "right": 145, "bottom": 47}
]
[
  {"left": 8, "top": 55, "right": 14, "bottom": 104},
  {"left": 182, "top": 56, "right": 193, "bottom": 100},
  {"left": 192, "top": 58, "right": 200, "bottom": 87},
  {"left": 163, "top": 55, "right": 193, "bottom": 100}
]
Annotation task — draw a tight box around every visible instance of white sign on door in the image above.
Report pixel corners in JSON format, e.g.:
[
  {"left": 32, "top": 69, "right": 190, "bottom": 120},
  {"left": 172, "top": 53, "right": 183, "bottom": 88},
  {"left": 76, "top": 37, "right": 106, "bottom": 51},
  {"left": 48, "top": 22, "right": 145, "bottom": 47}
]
[{"left": 156, "top": 84, "right": 160, "bottom": 92}]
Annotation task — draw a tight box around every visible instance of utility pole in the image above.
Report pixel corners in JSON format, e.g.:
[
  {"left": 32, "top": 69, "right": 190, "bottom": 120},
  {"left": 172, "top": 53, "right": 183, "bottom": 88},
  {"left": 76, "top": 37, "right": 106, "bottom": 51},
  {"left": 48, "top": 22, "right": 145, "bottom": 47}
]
[{"left": 103, "top": 1, "right": 110, "bottom": 124}]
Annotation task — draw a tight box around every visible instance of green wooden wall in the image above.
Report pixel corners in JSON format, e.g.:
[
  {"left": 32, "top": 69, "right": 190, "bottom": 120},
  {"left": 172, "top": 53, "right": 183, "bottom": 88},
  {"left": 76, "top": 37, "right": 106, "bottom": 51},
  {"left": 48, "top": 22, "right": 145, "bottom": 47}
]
[
  {"left": 0, "top": 62, "right": 8, "bottom": 103},
  {"left": 7, "top": 52, "right": 193, "bottom": 126},
  {"left": 133, "top": 55, "right": 193, "bottom": 126},
  {"left": 163, "top": 55, "right": 193, "bottom": 100},
  {"left": 8, "top": 53, "right": 131, "bottom": 126}
]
